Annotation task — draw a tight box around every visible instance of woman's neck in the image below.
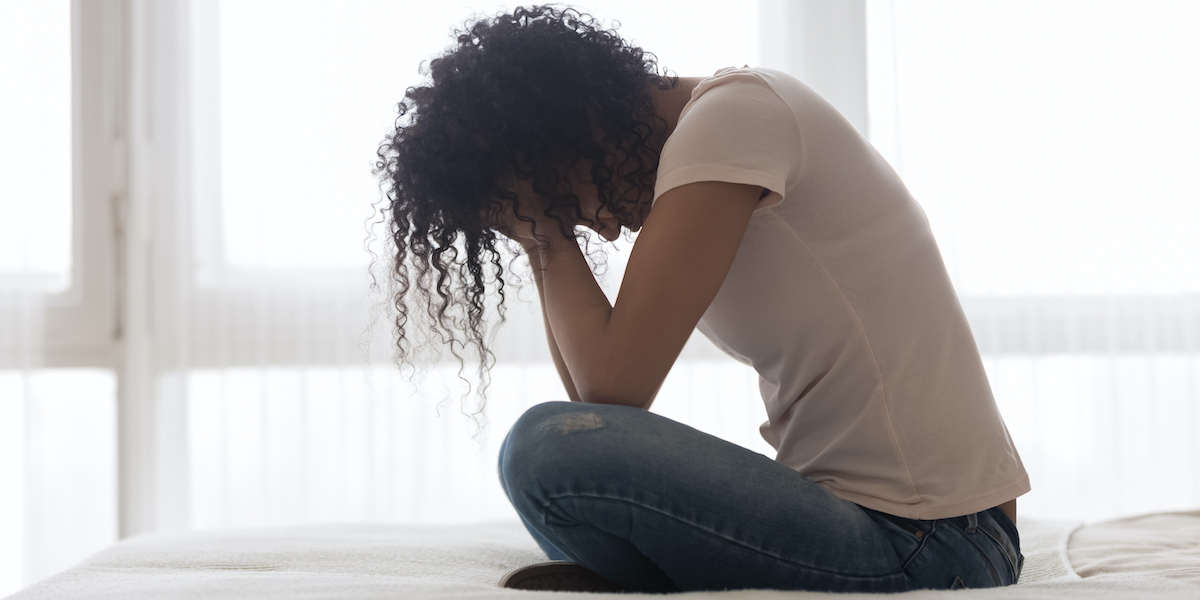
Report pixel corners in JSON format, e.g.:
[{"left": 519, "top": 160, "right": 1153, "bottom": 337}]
[{"left": 648, "top": 76, "right": 704, "bottom": 151}]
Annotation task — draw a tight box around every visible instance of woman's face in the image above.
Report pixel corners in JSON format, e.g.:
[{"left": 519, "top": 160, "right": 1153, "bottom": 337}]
[
  {"left": 490, "top": 157, "right": 652, "bottom": 242},
  {"left": 566, "top": 160, "right": 650, "bottom": 241}
]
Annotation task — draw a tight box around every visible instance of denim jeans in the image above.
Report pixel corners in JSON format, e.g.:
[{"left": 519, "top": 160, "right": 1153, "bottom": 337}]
[{"left": 497, "top": 401, "right": 1023, "bottom": 594}]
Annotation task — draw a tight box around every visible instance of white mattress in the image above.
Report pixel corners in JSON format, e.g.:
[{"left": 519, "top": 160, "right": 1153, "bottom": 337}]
[{"left": 7, "top": 513, "right": 1200, "bottom": 599}]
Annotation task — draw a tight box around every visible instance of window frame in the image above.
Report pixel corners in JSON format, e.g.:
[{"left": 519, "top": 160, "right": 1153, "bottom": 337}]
[{"left": 32, "top": 0, "right": 121, "bottom": 371}]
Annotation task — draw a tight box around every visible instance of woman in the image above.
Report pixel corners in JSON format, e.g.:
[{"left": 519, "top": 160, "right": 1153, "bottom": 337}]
[{"left": 376, "top": 5, "right": 1029, "bottom": 594}]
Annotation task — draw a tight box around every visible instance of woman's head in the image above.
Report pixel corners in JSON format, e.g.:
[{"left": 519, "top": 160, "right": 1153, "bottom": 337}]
[{"left": 374, "top": 4, "right": 676, "bottom": 419}]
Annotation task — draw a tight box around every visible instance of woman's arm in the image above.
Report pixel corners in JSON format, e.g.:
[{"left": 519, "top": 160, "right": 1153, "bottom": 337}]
[
  {"left": 526, "top": 243, "right": 666, "bottom": 409},
  {"left": 524, "top": 247, "right": 583, "bottom": 403},
  {"left": 532, "top": 181, "right": 763, "bottom": 407}
]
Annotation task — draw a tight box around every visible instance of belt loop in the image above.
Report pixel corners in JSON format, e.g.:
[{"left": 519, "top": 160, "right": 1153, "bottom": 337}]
[{"left": 965, "top": 512, "right": 978, "bottom": 533}]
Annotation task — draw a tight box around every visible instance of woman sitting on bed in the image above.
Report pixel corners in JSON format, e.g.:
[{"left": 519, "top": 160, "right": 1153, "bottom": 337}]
[{"left": 375, "top": 4, "right": 1029, "bottom": 594}]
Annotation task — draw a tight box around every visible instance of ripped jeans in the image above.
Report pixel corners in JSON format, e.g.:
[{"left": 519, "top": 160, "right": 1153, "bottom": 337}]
[{"left": 497, "top": 401, "right": 1023, "bottom": 594}]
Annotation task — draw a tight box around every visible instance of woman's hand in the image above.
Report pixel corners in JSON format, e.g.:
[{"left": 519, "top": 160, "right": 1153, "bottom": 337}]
[
  {"left": 488, "top": 206, "right": 554, "bottom": 253},
  {"left": 533, "top": 181, "right": 762, "bottom": 407},
  {"left": 486, "top": 182, "right": 573, "bottom": 251}
]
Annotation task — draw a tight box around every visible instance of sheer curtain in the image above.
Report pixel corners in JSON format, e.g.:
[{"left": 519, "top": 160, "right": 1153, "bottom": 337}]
[
  {"left": 1, "top": 1, "right": 118, "bottom": 595},
  {"left": 0, "top": 291, "right": 43, "bottom": 596},
  {"left": 0, "top": 0, "right": 121, "bottom": 592}
]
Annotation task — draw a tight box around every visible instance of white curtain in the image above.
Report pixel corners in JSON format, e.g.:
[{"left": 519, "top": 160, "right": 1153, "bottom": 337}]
[
  {"left": 0, "top": 303, "right": 116, "bottom": 594},
  {"left": 0, "top": 291, "right": 42, "bottom": 595},
  {"left": 2, "top": 1, "right": 118, "bottom": 594}
]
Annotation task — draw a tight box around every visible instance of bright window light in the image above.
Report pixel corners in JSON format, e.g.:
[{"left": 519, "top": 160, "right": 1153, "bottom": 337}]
[
  {"left": 216, "top": 0, "right": 757, "bottom": 270},
  {"left": 868, "top": 0, "right": 1200, "bottom": 296},
  {"left": 0, "top": 1, "right": 72, "bottom": 286}
]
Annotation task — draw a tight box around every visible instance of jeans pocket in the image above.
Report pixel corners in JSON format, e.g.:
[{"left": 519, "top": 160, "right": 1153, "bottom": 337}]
[
  {"left": 951, "top": 510, "right": 1017, "bottom": 587},
  {"left": 975, "top": 512, "right": 1020, "bottom": 584}
]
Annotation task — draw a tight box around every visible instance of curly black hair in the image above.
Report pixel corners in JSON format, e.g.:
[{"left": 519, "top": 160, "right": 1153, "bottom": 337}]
[{"left": 372, "top": 4, "right": 678, "bottom": 429}]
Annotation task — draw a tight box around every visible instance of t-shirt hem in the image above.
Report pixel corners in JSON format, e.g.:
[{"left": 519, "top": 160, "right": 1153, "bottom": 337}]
[
  {"left": 652, "top": 165, "right": 786, "bottom": 211},
  {"left": 832, "top": 475, "right": 1032, "bottom": 521}
]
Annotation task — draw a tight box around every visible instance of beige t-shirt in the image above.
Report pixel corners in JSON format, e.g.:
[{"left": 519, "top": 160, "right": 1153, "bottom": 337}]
[{"left": 652, "top": 66, "right": 1029, "bottom": 520}]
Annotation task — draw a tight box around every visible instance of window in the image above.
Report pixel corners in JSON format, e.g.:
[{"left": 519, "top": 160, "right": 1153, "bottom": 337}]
[
  {"left": 867, "top": 0, "right": 1200, "bottom": 297},
  {"left": 0, "top": 1, "right": 72, "bottom": 290}
]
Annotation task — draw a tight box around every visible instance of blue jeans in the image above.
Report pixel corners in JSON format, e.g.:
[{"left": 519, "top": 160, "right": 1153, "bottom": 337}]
[{"left": 497, "top": 401, "right": 1023, "bottom": 593}]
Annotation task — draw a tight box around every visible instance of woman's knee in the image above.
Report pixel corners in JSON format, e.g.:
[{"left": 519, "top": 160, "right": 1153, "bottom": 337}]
[
  {"left": 499, "top": 401, "right": 613, "bottom": 489},
  {"left": 506, "top": 401, "right": 625, "bottom": 453},
  {"left": 503, "top": 401, "right": 588, "bottom": 461},
  {"left": 500, "top": 402, "right": 566, "bottom": 470},
  {"left": 512, "top": 400, "right": 608, "bottom": 436}
]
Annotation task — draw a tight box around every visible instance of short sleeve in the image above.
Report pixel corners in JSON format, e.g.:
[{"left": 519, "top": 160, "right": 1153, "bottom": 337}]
[{"left": 652, "top": 69, "right": 802, "bottom": 212}]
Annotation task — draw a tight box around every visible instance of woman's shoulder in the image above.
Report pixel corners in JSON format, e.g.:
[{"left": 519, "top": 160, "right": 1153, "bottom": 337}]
[
  {"left": 674, "top": 66, "right": 825, "bottom": 140},
  {"left": 689, "top": 65, "right": 838, "bottom": 115},
  {"left": 674, "top": 66, "right": 801, "bottom": 128},
  {"left": 687, "top": 66, "right": 791, "bottom": 103}
]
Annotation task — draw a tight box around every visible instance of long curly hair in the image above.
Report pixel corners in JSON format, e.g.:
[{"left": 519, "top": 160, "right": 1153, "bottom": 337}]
[{"left": 372, "top": 4, "right": 677, "bottom": 430}]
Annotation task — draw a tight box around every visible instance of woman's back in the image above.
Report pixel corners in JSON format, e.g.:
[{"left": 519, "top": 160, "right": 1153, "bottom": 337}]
[{"left": 653, "top": 66, "right": 1029, "bottom": 520}]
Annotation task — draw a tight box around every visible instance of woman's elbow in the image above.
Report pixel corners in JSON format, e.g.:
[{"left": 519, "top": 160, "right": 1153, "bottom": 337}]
[{"left": 576, "top": 374, "right": 653, "bottom": 409}]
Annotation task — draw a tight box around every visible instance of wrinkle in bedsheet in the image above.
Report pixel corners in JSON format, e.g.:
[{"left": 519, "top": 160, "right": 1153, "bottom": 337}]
[
  {"left": 6, "top": 518, "right": 1200, "bottom": 600},
  {"left": 1068, "top": 510, "right": 1200, "bottom": 583}
]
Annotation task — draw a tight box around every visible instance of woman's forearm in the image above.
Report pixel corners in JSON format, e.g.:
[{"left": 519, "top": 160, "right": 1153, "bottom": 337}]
[
  {"left": 525, "top": 246, "right": 583, "bottom": 403},
  {"left": 522, "top": 182, "right": 762, "bottom": 408},
  {"left": 529, "top": 233, "right": 649, "bottom": 407}
]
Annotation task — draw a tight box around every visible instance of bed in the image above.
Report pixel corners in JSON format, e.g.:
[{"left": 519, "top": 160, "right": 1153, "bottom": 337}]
[{"left": 7, "top": 511, "right": 1199, "bottom": 599}]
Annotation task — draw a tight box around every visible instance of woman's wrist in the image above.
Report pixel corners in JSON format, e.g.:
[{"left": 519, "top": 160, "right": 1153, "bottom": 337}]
[{"left": 519, "top": 238, "right": 542, "bottom": 256}]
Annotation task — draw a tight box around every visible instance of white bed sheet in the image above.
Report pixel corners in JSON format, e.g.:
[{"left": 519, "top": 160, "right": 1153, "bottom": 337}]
[
  {"left": 7, "top": 514, "right": 1200, "bottom": 599},
  {"left": 1067, "top": 510, "right": 1200, "bottom": 584}
]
